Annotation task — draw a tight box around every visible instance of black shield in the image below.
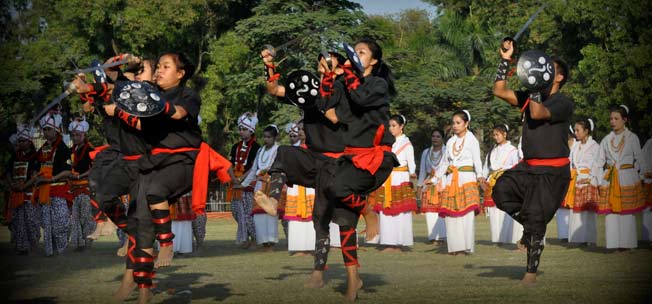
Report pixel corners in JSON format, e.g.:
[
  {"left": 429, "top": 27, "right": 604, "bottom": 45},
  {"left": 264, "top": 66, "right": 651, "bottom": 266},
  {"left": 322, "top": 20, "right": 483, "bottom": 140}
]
[
  {"left": 343, "top": 42, "right": 364, "bottom": 73},
  {"left": 517, "top": 50, "right": 555, "bottom": 92},
  {"left": 113, "top": 81, "right": 165, "bottom": 117},
  {"left": 91, "top": 59, "right": 108, "bottom": 84},
  {"left": 285, "top": 70, "right": 320, "bottom": 108}
]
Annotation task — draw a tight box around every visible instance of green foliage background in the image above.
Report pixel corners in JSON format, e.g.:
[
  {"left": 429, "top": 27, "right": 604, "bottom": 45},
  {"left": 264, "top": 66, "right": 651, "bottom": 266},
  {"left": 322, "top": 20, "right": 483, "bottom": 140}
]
[{"left": 2, "top": 0, "right": 650, "bottom": 159}]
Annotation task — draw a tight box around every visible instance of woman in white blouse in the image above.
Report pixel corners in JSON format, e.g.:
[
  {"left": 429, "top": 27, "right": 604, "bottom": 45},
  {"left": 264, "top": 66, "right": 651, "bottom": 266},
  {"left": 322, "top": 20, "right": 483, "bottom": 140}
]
[
  {"left": 440, "top": 110, "right": 484, "bottom": 255},
  {"left": 372, "top": 114, "right": 417, "bottom": 252},
  {"left": 593, "top": 105, "right": 645, "bottom": 250},
  {"left": 482, "top": 124, "right": 520, "bottom": 244},
  {"left": 242, "top": 125, "right": 280, "bottom": 250},
  {"left": 567, "top": 118, "right": 601, "bottom": 245},
  {"left": 418, "top": 129, "right": 447, "bottom": 244}
]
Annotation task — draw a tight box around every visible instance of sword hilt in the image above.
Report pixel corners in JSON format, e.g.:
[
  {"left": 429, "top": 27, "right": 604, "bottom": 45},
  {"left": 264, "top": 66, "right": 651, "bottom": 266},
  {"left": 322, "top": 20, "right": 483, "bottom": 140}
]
[{"left": 501, "top": 37, "right": 514, "bottom": 52}]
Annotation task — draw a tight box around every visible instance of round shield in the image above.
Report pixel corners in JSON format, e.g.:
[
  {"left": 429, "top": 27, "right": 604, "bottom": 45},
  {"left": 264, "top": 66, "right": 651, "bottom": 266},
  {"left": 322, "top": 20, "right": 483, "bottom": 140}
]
[
  {"left": 91, "top": 59, "right": 108, "bottom": 84},
  {"left": 113, "top": 81, "right": 165, "bottom": 117},
  {"left": 343, "top": 42, "right": 364, "bottom": 73},
  {"left": 517, "top": 50, "right": 555, "bottom": 92},
  {"left": 285, "top": 70, "right": 320, "bottom": 108}
]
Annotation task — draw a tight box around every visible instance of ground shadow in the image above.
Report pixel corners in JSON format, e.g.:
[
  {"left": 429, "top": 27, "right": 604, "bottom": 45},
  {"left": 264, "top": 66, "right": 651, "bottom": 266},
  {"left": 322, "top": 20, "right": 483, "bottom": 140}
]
[
  {"left": 263, "top": 265, "right": 313, "bottom": 281},
  {"left": 161, "top": 283, "right": 244, "bottom": 303},
  {"left": 327, "top": 264, "right": 387, "bottom": 296},
  {"left": 474, "top": 264, "right": 544, "bottom": 280},
  {"left": 424, "top": 243, "right": 449, "bottom": 255},
  {"left": 9, "top": 297, "right": 58, "bottom": 304}
]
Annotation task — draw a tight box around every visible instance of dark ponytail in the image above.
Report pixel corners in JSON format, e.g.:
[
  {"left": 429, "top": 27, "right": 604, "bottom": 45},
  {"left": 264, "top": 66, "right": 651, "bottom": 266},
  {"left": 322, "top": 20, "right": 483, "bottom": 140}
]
[{"left": 355, "top": 38, "right": 397, "bottom": 97}]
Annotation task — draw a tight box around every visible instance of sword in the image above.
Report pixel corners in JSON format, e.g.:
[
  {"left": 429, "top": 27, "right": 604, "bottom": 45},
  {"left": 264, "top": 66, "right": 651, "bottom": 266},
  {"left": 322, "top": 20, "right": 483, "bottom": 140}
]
[
  {"left": 63, "top": 54, "right": 139, "bottom": 74},
  {"left": 30, "top": 82, "right": 77, "bottom": 126},
  {"left": 262, "top": 35, "right": 306, "bottom": 58},
  {"left": 502, "top": 3, "right": 548, "bottom": 51}
]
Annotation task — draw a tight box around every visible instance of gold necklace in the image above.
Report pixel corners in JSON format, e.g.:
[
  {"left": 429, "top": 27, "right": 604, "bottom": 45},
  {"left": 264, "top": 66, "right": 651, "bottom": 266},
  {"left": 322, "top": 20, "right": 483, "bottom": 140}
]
[
  {"left": 610, "top": 133, "right": 625, "bottom": 154},
  {"left": 452, "top": 136, "right": 466, "bottom": 157}
]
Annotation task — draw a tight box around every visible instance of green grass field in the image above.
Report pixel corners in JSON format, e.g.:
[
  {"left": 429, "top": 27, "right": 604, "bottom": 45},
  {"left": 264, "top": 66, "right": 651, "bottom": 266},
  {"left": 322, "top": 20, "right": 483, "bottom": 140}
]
[{"left": 1, "top": 215, "right": 651, "bottom": 303}]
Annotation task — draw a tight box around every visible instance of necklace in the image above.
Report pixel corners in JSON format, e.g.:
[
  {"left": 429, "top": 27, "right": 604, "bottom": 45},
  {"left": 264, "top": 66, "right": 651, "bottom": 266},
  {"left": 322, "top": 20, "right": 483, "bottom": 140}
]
[
  {"left": 259, "top": 145, "right": 274, "bottom": 165},
  {"left": 452, "top": 135, "right": 466, "bottom": 157},
  {"left": 429, "top": 146, "right": 443, "bottom": 166},
  {"left": 610, "top": 132, "right": 625, "bottom": 154}
]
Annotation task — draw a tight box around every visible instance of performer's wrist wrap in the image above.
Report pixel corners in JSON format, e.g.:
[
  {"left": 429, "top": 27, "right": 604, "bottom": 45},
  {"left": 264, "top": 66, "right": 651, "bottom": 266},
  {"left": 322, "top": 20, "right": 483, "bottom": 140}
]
[
  {"left": 342, "top": 65, "right": 360, "bottom": 91},
  {"left": 264, "top": 63, "right": 280, "bottom": 83},
  {"left": 495, "top": 58, "right": 511, "bottom": 82},
  {"left": 115, "top": 108, "right": 139, "bottom": 129},
  {"left": 163, "top": 101, "right": 177, "bottom": 118},
  {"left": 320, "top": 71, "right": 336, "bottom": 97},
  {"left": 79, "top": 93, "right": 93, "bottom": 104}
]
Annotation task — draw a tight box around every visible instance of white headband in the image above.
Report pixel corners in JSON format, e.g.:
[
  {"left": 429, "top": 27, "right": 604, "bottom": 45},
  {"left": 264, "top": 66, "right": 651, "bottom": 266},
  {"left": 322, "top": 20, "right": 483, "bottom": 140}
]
[
  {"left": 504, "top": 124, "right": 510, "bottom": 132},
  {"left": 400, "top": 114, "right": 407, "bottom": 125},
  {"left": 462, "top": 110, "right": 471, "bottom": 122},
  {"left": 587, "top": 118, "right": 594, "bottom": 132},
  {"left": 619, "top": 104, "right": 629, "bottom": 114},
  {"left": 268, "top": 124, "right": 279, "bottom": 134},
  {"left": 569, "top": 125, "right": 574, "bottom": 134}
]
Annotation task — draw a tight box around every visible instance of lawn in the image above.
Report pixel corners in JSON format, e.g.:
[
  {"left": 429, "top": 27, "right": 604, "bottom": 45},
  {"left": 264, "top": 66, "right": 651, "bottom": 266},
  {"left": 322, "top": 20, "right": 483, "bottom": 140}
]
[{"left": 1, "top": 214, "right": 651, "bottom": 303}]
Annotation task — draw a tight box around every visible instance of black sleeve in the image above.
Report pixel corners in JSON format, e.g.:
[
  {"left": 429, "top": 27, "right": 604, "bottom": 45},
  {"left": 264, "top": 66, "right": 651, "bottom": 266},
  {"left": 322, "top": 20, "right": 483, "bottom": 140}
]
[
  {"left": 230, "top": 143, "right": 237, "bottom": 165},
  {"left": 546, "top": 94, "right": 574, "bottom": 124},
  {"left": 348, "top": 76, "right": 389, "bottom": 108},
  {"left": 516, "top": 90, "right": 529, "bottom": 108},
  {"left": 53, "top": 144, "right": 71, "bottom": 175},
  {"left": 74, "top": 147, "right": 92, "bottom": 174},
  {"left": 176, "top": 88, "right": 201, "bottom": 119},
  {"left": 245, "top": 143, "right": 260, "bottom": 172},
  {"left": 4, "top": 154, "right": 15, "bottom": 179}
]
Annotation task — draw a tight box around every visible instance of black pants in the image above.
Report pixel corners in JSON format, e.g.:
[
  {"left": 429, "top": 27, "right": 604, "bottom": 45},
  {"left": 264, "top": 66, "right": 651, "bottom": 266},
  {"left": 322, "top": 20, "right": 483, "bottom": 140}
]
[
  {"left": 269, "top": 146, "right": 335, "bottom": 240},
  {"left": 492, "top": 162, "right": 571, "bottom": 239},
  {"left": 327, "top": 152, "right": 396, "bottom": 227},
  {"left": 89, "top": 149, "right": 138, "bottom": 226}
]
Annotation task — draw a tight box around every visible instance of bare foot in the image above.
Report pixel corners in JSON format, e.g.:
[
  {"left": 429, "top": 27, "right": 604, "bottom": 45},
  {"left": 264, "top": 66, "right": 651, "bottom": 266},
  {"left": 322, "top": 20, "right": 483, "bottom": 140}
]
[
  {"left": 254, "top": 191, "right": 278, "bottom": 216},
  {"left": 304, "top": 270, "right": 325, "bottom": 289},
  {"left": 87, "top": 222, "right": 105, "bottom": 240},
  {"left": 137, "top": 288, "right": 153, "bottom": 304},
  {"left": 113, "top": 270, "right": 136, "bottom": 301},
  {"left": 290, "top": 251, "right": 310, "bottom": 257},
  {"left": 345, "top": 276, "right": 363, "bottom": 302},
  {"left": 380, "top": 246, "right": 401, "bottom": 253},
  {"left": 101, "top": 220, "right": 116, "bottom": 236},
  {"left": 520, "top": 272, "right": 537, "bottom": 286},
  {"left": 261, "top": 243, "right": 275, "bottom": 252},
  {"left": 155, "top": 245, "right": 174, "bottom": 268},
  {"left": 117, "top": 242, "right": 129, "bottom": 257},
  {"left": 516, "top": 240, "right": 526, "bottom": 252}
]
